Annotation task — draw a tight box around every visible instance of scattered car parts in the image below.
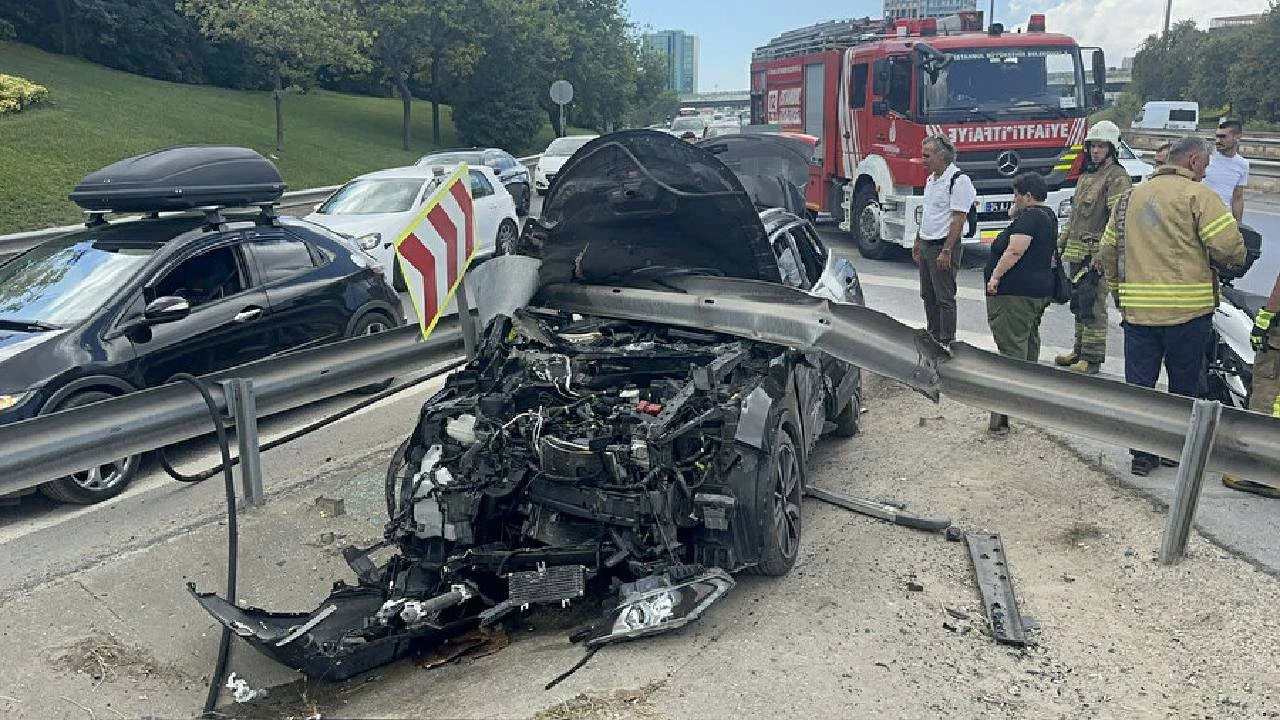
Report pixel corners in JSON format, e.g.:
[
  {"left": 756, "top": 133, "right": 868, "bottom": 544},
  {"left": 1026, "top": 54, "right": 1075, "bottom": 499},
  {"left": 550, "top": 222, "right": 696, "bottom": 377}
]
[{"left": 966, "top": 533, "right": 1029, "bottom": 646}]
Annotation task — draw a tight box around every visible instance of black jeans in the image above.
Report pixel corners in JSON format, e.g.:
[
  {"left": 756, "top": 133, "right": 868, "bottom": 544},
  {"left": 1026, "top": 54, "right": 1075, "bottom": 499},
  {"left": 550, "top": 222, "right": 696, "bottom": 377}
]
[
  {"left": 1123, "top": 314, "right": 1213, "bottom": 462},
  {"left": 918, "top": 242, "right": 963, "bottom": 344}
]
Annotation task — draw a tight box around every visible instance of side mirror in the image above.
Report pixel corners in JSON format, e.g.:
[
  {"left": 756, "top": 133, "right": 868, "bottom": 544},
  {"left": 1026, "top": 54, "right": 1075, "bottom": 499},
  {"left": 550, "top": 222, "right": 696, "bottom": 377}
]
[
  {"left": 143, "top": 296, "right": 191, "bottom": 325},
  {"left": 1091, "top": 50, "right": 1106, "bottom": 90}
]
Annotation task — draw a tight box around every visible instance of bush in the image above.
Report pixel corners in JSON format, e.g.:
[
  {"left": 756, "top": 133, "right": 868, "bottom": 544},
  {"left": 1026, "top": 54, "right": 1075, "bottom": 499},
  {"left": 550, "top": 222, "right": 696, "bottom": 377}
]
[
  {"left": 0, "top": 73, "right": 50, "bottom": 115},
  {"left": 0, "top": 18, "right": 16, "bottom": 41}
]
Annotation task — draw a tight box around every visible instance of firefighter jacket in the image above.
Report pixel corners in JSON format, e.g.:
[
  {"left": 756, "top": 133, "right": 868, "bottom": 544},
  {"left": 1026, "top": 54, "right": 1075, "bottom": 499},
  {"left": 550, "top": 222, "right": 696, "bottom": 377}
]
[
  {"left": 1060, "top": 160, "right": 1131, "bottom": 263},
  {"left": 1098, "top": 166, "right": 1246, "bottom": 327}
]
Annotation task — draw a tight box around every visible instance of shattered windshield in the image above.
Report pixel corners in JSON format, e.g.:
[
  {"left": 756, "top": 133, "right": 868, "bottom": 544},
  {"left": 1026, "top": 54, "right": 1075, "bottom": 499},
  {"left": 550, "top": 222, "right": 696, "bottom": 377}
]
[{"left": 920, "top": 46, "right": 1086, "bottom": 121}]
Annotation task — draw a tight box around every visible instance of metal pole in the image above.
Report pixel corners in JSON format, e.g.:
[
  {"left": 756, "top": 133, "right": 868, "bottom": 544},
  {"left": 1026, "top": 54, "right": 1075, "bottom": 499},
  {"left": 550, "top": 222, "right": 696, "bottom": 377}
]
[
  {"left": 1159, "top": 399, "right": 1223, "bottom": 564},
  {"left": 1162, "top": 0, "right": 1173, "bottom": 36},
  {"left": 224, "top": 378, "right": 266, "bottom": 508},
  {"left": 558, "top": 103, "right": 565, "bottom": 138},
  {"left": 455, "top": 277, "right": 478, "bottom": 361}
]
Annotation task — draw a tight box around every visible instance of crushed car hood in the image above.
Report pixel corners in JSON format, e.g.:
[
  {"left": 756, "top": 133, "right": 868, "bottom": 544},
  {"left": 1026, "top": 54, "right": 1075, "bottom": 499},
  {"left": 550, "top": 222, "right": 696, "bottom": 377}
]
[
  {"left": 527, "top": 130, "right": 782, "bottom": 288},
  {"left": 695, "top": 134, "right": 814, "bottom": 215}
]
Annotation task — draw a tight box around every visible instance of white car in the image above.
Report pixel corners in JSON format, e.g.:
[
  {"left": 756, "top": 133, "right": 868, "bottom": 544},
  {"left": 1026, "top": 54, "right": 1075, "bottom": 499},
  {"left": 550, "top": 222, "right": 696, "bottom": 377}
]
[
  {"left": 533, "top": 135, "right": 600, "bottom": 195},
  {"left": 1117, "top": 140, "right": 1154, "bottom": 184},
  {"left": 306, "top": 164, "right": 521, "bottom": 291}
]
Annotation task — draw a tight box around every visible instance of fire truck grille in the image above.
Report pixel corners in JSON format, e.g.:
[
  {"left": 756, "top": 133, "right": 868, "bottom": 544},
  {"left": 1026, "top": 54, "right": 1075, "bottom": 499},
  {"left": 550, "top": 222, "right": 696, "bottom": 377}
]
[{"left": 957, "top": 148, "right": 1071, "bottom": 191}]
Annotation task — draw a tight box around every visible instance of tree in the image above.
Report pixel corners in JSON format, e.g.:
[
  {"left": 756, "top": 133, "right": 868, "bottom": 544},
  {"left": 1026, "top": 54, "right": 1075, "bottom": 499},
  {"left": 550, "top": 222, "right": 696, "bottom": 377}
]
[
  {"left": 178, "top": 0, "right": 372, "bottom": 151},
  {"left": 354, "top": 0, "right": 482, "bottom": 150},
  {"left": 539, "top": 0, "right": 636, "bottom": 134},
  {"left": 451, "top": 0, "right": 566, "bottom": 150},
  {"left": 1189, "top": 29, "right": 1241, "bottom": 114},
  {"left": 1129, "top": 20, "right": 1205, "bottom": 102},
  {"left": 628, "top": 47, "right": 674, "bottom": 127},
  {"left": 1229, "top": 11, "right": 1280, "bottom": 122}
]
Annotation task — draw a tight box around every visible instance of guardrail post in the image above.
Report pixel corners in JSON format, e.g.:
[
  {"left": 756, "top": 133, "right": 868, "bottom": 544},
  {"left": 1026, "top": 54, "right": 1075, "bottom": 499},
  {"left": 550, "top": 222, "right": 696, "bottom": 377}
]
[
  {"left": 456, "top": 277, "right": 478, "bottom": 361},
  {"left": 223, "top": 378, "right": 266, "bottom": 507},
  {"left": 1159, "top": 398, "right": 1223, "bottom": 564}
]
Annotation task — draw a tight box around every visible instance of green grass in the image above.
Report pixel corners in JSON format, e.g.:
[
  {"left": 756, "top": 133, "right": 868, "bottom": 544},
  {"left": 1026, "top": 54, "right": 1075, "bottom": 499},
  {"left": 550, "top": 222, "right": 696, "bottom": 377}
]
[{"left": 0, "top": 42, "right": 570, "bottom": 234}]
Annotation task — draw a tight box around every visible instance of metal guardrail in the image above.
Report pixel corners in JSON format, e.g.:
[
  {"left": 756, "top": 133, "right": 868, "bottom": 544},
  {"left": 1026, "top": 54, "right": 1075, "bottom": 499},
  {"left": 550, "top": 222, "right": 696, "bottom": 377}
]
[
  {"left": 0, "top": 155, "right": 542, "bottom": 259},
  {"left": 0, "top": 325, "right": 464, "bottom": 494}
]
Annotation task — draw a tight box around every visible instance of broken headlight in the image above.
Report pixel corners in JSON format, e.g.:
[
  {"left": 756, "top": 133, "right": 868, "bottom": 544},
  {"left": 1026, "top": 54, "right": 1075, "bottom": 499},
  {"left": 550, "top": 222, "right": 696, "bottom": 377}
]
[{"left": 577, "top": 566, "right": 734, "bottom": 647}]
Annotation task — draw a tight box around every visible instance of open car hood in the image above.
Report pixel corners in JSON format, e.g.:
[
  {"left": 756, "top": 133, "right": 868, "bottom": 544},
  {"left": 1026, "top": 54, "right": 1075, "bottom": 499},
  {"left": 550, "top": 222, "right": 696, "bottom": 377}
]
[
  {"left": 526, "top": 130, "right": 781, "bottom": 287},
  {"left": 696, "top": 133, "right": 814, "bottom": 215}
]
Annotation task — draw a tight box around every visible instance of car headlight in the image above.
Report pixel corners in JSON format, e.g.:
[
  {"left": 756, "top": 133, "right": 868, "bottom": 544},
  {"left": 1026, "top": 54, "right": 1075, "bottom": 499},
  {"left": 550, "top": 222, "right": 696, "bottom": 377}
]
[
  {"left": 575, "top": 567, "right": 734, "bottom": 647},
  {"left": 0, "top": 392, "right": 30, "bottom": 412},
  {"left": 355, "top": 232, "right": 382, "bottom": 251}
]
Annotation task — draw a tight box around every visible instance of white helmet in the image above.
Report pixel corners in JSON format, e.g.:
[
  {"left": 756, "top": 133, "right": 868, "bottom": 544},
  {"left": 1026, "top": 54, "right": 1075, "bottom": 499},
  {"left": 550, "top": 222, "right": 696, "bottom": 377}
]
[{"left": 1085, "top": 120, "right": 1121, "bottom": 147}]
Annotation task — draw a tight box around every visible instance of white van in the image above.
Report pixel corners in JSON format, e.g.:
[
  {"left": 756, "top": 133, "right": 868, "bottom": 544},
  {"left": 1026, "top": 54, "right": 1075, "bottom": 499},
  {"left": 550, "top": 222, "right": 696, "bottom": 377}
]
[{"left": 1132, "top": 101, "right": 1199, "bottom": 131}]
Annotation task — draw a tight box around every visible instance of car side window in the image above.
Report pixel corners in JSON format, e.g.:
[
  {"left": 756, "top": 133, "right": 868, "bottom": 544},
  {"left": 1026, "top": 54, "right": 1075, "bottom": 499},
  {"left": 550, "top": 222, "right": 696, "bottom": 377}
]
[
  {"left": 151, "top": 242, "right": 249, "bottom": 308},
  {"left": 246, "top": 235, "right": 318, "bottom": 284},
  {"left": 469, "top": 170, "right": 495, "bottom": 198},
  {"left": 769, "top": 228, "right": 807, "bottom": 289},
  {"left": 792, "top": 225, "right": 826, "bottom": 282}
]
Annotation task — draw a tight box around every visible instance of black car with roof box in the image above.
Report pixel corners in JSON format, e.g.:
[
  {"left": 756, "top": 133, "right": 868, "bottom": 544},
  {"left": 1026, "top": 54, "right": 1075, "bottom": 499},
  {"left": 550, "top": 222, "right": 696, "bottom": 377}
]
[{"left": 0, "top": 146, "right": 403, "bottom": 504}]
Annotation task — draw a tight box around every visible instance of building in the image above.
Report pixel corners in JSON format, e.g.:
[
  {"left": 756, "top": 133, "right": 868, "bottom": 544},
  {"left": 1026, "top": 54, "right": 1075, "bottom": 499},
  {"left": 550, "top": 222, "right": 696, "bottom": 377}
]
[
  {"left": 1209, "top": 14, "right": 1264, "bottom": 30},
  {"left": 643, "top": 30, "right": 700, "bottom": 94},
  {"left": 884, "top": 0, "right": 977, "bottom": 20}
]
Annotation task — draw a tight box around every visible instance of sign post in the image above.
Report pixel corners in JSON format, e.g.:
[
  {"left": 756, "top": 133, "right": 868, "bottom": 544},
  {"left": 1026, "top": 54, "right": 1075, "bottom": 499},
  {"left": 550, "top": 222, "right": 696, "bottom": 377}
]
[{"left": 550, "top": 80, "right": 573, "bottom": 137}]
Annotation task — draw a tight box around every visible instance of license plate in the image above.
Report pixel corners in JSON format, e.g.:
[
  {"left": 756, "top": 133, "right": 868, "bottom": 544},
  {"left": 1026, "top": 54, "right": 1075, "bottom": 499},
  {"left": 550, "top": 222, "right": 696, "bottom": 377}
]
[{"left": 984, "top": 200, "right": 1012, "bottom": 213}]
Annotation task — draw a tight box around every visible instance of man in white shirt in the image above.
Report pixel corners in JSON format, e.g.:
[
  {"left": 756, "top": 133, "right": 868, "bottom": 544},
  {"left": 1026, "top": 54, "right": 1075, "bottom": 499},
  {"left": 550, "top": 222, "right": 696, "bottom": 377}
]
[
  {"left": 1203, "top": 118, "right": 1248, "bottom": 221},
  {"left": 914, "top": 134, "right": 977, "bottom": 349}
]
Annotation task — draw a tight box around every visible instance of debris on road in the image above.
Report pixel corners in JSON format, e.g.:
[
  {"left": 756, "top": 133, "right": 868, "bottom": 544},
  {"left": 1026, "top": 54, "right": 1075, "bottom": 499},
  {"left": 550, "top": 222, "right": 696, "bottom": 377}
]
[
  {"left": 966, "top": 532, "right": 1030, "bottom": 646},
  {"left": 314, "top": 497, "right": 346, "bottom": 518},
  {"left": 806, "top": 485, "right": 951, "bottom": 532}
]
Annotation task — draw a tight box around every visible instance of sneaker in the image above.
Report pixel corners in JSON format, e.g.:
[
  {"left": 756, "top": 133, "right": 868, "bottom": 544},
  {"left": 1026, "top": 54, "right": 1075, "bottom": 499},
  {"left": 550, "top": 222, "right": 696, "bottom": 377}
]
[
  {"left": 1130, "top": 456, "right": 1158, "bottom": 477},
  {"left": 1054, "top": 352, "right": 1079, "bottom": 367},
  {"left": 1067, "top": 360, "right": 1100, "bottom": 375}
]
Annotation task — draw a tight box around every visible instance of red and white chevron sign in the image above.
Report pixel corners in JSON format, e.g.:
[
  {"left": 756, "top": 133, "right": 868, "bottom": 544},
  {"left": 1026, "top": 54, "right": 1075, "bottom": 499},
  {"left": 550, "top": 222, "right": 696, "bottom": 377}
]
[{"left": 393, "top": 164, "right": 476, "bottom": 339}]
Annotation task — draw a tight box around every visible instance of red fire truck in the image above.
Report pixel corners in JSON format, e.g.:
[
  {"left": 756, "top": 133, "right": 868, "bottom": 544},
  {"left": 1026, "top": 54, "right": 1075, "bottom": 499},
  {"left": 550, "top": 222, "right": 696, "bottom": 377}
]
[{"left": 749, "top": 12, "right": 1106, "bottom": 259}]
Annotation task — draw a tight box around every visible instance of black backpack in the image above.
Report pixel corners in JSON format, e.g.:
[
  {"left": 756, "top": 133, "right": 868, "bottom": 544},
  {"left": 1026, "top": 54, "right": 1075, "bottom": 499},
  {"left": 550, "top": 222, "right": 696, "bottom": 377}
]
[{"left": 949, "top": 171, "right": 979, "bottom": 238}]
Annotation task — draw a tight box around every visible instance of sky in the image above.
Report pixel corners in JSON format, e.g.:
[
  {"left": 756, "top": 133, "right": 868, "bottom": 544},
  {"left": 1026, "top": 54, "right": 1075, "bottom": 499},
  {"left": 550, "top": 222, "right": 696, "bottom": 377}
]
[{"left": 625, "top": 0, "right": 1271, "bottom": 91}]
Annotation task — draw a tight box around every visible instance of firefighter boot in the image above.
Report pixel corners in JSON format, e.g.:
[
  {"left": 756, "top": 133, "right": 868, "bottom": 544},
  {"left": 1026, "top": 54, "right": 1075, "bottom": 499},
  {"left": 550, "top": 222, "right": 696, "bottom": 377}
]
[
  {"left": 1054, "top": 352, "right": 1079, "bottom": 367},
  {"left": 1067, "top": 360, "right": 1100, "bottom": 375}
]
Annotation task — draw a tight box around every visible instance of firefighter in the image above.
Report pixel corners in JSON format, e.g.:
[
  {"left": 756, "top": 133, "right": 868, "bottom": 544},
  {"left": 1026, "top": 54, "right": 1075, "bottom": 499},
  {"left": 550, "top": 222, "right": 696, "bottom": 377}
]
[
  {"left": 1096, "top": 136, "right": 1246, "bottom": 477},
  {"left": 1055, "top": 120, "right": 1132, "bottom": 374}
]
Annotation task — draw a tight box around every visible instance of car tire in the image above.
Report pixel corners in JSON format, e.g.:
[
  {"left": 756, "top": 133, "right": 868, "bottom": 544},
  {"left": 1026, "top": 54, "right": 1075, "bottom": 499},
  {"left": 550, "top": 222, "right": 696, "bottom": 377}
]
[
  {"left": 753, "top": 422, "right": 803, "bottom": 577},
  {"left": 495, "top": 219, "right": 520, "bottom": 256},
  {"left": 347, "top": 312, "right": 396, "bottom": 394},
  {"left": 851, "top": 186, "right": 894, "bottom": 261},
  {"left": 38, "top": 391, "right": 141, "bottom": 504}
]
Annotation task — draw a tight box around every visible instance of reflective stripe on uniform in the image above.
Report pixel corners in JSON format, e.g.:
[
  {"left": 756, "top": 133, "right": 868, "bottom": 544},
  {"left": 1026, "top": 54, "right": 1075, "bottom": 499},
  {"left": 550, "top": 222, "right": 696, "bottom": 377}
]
[
  {"left": 1199, "top": 212, "right": 1236, "bottom": 242},
  {"left": 1116, "top": 282, "right": 1216, "bottom": 309},
  {"left": 1106, "top": 192, "right": 1123, "bottom": 209}
]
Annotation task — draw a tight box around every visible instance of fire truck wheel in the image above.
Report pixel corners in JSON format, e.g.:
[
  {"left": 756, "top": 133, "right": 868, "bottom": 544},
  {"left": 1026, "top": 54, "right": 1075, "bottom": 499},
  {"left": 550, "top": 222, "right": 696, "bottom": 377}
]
[{"left": 851, "top": 187, "right": 892, "bottom": 260}]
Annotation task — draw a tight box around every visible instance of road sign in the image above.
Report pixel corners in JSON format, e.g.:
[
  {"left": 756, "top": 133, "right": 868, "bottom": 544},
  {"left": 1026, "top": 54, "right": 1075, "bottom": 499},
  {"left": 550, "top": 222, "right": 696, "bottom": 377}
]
[
  {"left": 393, "top": 165, "right": 476, "bottom": 340},
  {"left": 550, "top": 80, "right": 573, "bottom": 105}
]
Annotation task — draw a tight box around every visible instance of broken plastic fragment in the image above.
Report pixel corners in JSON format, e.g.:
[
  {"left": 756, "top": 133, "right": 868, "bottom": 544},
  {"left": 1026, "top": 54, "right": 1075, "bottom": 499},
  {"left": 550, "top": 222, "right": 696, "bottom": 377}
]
[
  {"left": 446, "top": 414, "right": 478, "bottom": 445},
  {"left": 225, "top": 672, "right": 264, "bottom": 703}
]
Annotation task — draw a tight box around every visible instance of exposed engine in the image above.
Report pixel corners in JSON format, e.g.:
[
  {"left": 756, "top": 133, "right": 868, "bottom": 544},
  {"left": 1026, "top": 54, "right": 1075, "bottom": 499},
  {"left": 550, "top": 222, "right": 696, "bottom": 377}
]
[{"left": 194, "top": 307, "right": 815, "bottom": 680}]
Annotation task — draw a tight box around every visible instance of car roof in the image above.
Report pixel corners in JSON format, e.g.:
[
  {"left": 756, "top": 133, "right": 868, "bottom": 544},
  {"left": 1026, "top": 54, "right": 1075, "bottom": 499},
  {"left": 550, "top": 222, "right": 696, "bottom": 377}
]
[{"left": 349, "top": 164, "right": 497, "bottom": 182}]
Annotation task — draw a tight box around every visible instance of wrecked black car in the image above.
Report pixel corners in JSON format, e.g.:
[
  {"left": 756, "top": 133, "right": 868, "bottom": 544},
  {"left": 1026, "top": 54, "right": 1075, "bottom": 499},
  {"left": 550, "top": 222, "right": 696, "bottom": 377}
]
[{"left": 194, "top": 130, "right": 866, "bottom": 680}]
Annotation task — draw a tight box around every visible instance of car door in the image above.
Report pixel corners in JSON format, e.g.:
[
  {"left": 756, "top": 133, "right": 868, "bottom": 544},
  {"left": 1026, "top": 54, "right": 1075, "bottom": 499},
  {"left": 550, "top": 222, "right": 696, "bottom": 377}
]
[
  {"left": 469, "top": 169, "right": 501, "bottom": 252},
  {"left": 242, "top": 228, "right": 349, "bottom": 353},
  {"left": 128, "top": 234, "right": 274, "bottom": 387}
]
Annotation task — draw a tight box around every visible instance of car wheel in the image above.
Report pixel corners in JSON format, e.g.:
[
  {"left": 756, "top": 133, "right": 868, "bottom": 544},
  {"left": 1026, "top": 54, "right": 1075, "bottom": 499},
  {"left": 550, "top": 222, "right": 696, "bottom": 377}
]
[
  {"left": 495, "top": 219, "right": 520, "bottom": 256},
  {"left": 348, "top": 313, "right": 396, "bottom": 394},
  {"left": 851, "top": 187, "right": 893, "bottom": 260},
  {"left": 38, "top": 391, "right": 141, "bottom": 504},
  {"left": 753, "top": 423, "right": 803, "bottom": 576}
]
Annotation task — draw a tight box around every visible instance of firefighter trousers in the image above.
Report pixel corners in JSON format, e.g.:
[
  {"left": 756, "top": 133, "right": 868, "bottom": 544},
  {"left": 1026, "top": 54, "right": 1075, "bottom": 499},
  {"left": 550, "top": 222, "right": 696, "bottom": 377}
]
[
  {"left": 1069, "top": 261, "right": 1109, "bottom": 364},
  {"left": 1250, "top": 344, "right": 1280, "bottom": 418}
]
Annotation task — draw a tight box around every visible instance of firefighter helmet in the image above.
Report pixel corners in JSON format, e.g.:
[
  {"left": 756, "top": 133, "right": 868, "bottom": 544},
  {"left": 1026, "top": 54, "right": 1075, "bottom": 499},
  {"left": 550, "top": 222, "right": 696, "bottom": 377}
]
[{"left": 1085, "top": 120, "right": 1121, "bottom": 147}]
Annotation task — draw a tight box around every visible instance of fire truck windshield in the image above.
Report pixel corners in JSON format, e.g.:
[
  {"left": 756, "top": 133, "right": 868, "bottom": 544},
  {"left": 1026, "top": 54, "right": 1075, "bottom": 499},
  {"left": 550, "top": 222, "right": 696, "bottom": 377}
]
[{"left": 920, "top": 46, "right": 1086, "bottom": 121}]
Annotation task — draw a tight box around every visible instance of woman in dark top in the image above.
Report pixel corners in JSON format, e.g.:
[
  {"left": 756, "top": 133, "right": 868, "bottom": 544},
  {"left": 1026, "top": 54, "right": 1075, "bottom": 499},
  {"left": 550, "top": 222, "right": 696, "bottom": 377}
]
[{"left": 984, "top": 171, "right": 1057, "bottom": 434}]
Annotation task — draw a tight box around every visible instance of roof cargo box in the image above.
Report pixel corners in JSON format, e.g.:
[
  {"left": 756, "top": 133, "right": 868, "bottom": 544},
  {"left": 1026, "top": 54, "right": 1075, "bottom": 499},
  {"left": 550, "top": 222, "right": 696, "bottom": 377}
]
[{"left": 69, "top": 145, "right": 286, "bottom": 213}]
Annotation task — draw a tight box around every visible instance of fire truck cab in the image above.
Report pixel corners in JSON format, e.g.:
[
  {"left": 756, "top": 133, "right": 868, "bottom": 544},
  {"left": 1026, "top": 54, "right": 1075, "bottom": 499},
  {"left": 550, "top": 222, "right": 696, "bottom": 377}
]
[{"left": 750, "top": 13, "right": 1106, "bottom": 259}]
